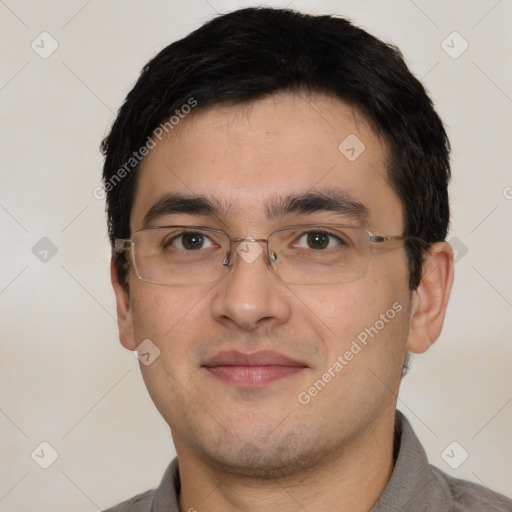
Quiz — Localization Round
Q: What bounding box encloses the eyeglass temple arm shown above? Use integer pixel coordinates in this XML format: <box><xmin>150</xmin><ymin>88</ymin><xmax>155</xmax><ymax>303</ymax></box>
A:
<box><xmin>368</xmin><ymin>234</ymin><xmax>403</xmax><ymax>243</ymax></box>
<box><xmin>370</xmin><ymin>235</ymin><xmax>429</xmax><ymax>249</ymax></box>
<box><xmin>113</xmin><ymin>239</ymin><xmax>132</xmax><ymax>252</ymax></box>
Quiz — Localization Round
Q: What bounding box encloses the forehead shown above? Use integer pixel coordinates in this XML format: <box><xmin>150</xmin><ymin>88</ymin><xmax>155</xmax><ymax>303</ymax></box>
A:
<box><xmin>131</xmin><ymin>93</ymin><xmax>404</xmax><ymax>233</ymax></box>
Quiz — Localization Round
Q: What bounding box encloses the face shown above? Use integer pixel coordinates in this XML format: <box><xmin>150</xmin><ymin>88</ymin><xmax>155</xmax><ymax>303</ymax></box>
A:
<box><xmin>115</xmin><ymin>93</ymin><xmax>422</xmax><ymax>477</ymax></box>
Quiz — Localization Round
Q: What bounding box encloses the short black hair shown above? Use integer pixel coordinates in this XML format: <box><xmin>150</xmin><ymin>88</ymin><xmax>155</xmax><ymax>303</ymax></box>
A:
<box><xmin>101</xmin><ymin>7</ymin><xmax>450</xmax><ymax>290</ymax></box>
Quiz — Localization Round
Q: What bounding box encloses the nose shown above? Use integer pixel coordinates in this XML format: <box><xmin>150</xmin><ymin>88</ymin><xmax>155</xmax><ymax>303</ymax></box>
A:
<box><xmin>210</xmin><ymin>240</ymin><xmax>292</xmax><ymax>332</ymax></box>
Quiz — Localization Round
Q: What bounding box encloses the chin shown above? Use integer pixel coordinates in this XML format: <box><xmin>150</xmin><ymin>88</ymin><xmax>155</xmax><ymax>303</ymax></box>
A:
<box><xmin>193</xmin><ymin>428</ymin><xmax>331</xmax><ymax>480</ymax></box>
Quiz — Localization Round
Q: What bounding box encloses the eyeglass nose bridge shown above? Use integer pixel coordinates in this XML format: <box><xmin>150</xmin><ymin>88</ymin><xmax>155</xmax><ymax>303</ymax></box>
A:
<box><xmin>221</xmin><ymin>236</ymin><xmax>278</xmax><ymax>267</ymax></box>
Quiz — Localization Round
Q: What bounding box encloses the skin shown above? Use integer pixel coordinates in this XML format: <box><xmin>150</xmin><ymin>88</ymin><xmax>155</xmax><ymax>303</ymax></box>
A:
<box><xmin>112</xmin><ymin>93</ymin><xmax>454</xmax><ymax>512</ymax></box>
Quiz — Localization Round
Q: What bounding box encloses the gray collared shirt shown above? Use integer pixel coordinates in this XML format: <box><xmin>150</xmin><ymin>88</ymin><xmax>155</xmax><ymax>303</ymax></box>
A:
<box><xmin>104</xmin><ymin>411</ymin><xmax>512</xmax><ymax>511</ymax></box>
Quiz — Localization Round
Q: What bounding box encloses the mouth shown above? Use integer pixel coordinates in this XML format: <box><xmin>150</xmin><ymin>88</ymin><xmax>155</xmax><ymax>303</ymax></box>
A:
<box><xmin>202</xmin><ymin>350</ymin><xmax>308</xmax><ymax>388</ymax></box>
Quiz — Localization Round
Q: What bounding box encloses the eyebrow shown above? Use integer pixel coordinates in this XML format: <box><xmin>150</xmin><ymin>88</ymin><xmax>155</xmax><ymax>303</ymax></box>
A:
<box><xmin>266</xmin><ymin>189</ymin><xmax>368</xmax><ymax>223</ymax></box>
<box><xmin>142</xmin><ymin>194</ymin><xmax>228</xmax><ymax>226</ymax></box>
<box><xmin>142</xmin><ymin>189</ymin><xmax>368</xmax><ymax>227</ymax></box>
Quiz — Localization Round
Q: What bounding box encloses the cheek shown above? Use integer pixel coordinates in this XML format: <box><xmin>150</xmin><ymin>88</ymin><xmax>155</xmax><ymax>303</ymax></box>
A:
<box><xmin>309</xmin><ymin>261</ymin><xmax>410</xmax><ymax>368</ymax></box>
<box><xmin>129</xmin><ymin>287</ymin><xmax>172</xmax><ymax>342</ymax></box>
<box><xmin>129</xmin><ymin>286</ymin><xmax>206</xmax><ymax>413</ymax></box>
<box><xmin>295</xmin><ymin>275</ymin><xmax>407</xmax><ymax>342</ymax></box>
<box><xmin>345</xmin><ymin>266</ymin><xmax>411</xmax><ymax>382</ymax></box>
<box><xmin>294</xmin><ymin>282</ymin><xmax>411</xmax><ymax>429</ymax></box>
<box><xmin>128</xmin><ymin>282</ymin><xmax>220</xmax><ymax>375</ymax></box>
<box><xmin>129</xmin><ymin>284</ymin><xmax>201</xmax><ymax>344</ymax></box>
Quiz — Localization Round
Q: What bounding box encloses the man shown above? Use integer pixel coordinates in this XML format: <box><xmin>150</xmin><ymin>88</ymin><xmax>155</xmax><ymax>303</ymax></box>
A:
<box><xmin>101</xmin><ymin>7</ymin><xmax>512</xmax><ymax>511</ymax></box>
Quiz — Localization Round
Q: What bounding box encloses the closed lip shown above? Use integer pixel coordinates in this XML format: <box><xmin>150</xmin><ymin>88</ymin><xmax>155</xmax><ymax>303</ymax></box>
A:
<box><xmin>202</xmin><ymin>350</ymin><xmax>308</xmax><ymax>387</ymax></box>
<box><xmin>202</xmin><ymin>350</ymin><xmax>308</xmax><ymax>368</ymax></box>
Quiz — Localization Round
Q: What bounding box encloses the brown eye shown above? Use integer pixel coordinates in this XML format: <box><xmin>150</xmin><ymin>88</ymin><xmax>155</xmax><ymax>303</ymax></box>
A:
<box><xmin>166</xmin><ymin>232</ymin><xmax>214</xmax><ymax>250</ymax></box>
<box><xmin>295</xmin><ymin>231</ymin><xmax>341</xmax><ymax>250</ymax></box>
<box><xmin>180</xmin><ymin>232</ymin><xmax>206</xmax><ymax>250</ymax></box>
<box><xmin>306</xmin><ymin>232</ymin><xmax>330</xmax><ymax>249</ymax></box>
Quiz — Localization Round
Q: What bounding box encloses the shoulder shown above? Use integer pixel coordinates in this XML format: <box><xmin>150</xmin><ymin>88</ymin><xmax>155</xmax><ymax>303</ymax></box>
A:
<box><xmin>102</xmin><ymin>489</ymin><xmax>155</xmax><ymax>512</ymax></box>
<box><xmin>380</xmin><ymin>412</ymin><xmax>512</xmax><ymax>512</ymax></box>
<box><xmin>102</xmin><ymin>458</ymin><xmax>179</xmax><ymax>512</ymax></box>
<box><xmin>430</xmin><ymin>465</ymin><xmax>512</xmax><ymax>511</ymax></box>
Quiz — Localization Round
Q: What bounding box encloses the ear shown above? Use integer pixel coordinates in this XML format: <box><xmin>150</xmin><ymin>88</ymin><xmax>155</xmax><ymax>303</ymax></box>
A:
<box><xmin>406</xmin><ymin>242</ymin><xmax>454</xmax><ymax>354</ymax></box>
<box><xmin>110</xmin><ymin>257</ymin><xmax>137</xmax><ymax>351</ymax></box>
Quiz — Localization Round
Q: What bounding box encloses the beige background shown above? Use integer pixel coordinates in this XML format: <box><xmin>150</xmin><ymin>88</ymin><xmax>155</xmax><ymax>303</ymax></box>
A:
<box><xmin>1</xmin><ymin>0</ymin><xmax>511</xmax><ymax>510</ymax></box>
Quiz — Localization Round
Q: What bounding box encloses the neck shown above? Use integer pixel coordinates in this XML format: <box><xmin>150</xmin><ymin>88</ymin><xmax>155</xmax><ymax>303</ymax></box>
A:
<box><xmin>175</xmin><ymin>411</ymin><xmax>396</xmax><ymax>512</ymax></box>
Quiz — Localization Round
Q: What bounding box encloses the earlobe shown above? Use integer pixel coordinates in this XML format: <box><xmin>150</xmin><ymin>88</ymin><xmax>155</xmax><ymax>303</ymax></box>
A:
<box><xmin>110</xmin><ymin>257</ymin><xmax>137</xmax><ymax>351</ymax></box>
<box><xmin>406</xmin><ymin>242</ymin><xmax>454</xmax><ymax>354</ymax></box>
